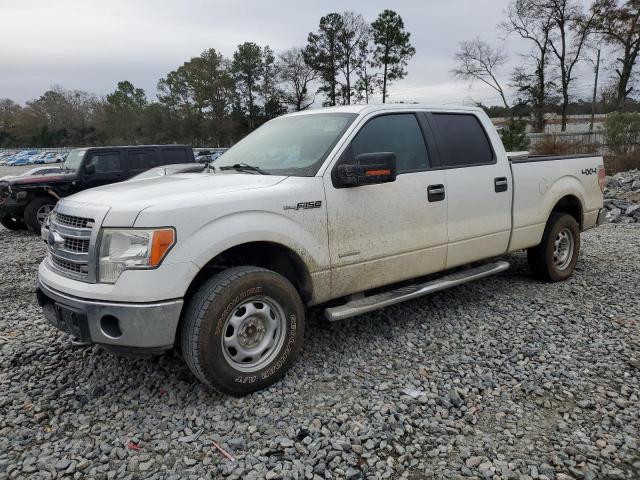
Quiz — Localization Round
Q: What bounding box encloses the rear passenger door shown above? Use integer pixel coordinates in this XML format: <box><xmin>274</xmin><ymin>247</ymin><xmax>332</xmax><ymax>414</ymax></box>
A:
<box><xmin>126</xmin><ymin>148</ymin><xmax>161</xmax><ymax>177</ymax></box>
<box><xmin>426</xmin><ymin>112</ymin><xmax>512</xmax><ymax>268</ymax></box>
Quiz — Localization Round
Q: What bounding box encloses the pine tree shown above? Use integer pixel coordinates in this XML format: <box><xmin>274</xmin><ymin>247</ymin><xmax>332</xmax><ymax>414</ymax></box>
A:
<box><xmin>370</xmin><ymin>10</ymin><xmax>415</xmax><ymax>103</ymax></box>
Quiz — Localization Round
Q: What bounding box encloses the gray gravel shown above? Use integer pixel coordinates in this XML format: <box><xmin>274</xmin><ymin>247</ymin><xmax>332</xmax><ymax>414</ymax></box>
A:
<box><xmin>1</xmin><ymin>211</ymin><xmax>640</xmax><ymax>479</ymax></box>
<box><xmin>604</xmin><ymin>169</ymin><xmax>640</xmax><ymax>224</ymax></box>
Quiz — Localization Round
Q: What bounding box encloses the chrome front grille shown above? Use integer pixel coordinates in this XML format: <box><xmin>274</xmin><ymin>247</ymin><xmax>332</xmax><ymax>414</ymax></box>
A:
<box><xmin>51</xmin><ymin>255</ymin><xmax>85</xmax><ymax>274</ymax></box>
<box><xmin>55</xmin><ymin>212</ymin><xmax>94</xmax><ymax>229</ymax></box>
<box><xmin>63</xmin><ymin>237</ymin><xmax>90</xmax><ymax>253</ymax></box>
<box><xmin>46</xmin><ymin>210</ymin><xmax>95</xmax><ymax>281</ymax></box>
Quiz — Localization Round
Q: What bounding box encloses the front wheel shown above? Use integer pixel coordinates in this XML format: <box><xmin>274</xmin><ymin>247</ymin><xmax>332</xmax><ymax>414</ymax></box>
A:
<box><xmin>181</xmin><ymin>266</ymin><xmax>305</xmax><ymax>396</ymax></box>
<box><xmin>23</xmin><ymin>196</ymin><xmax>56</xmax><ymax>234</ymax></box>
<box><xmin>527</xmin><ymin>213</ymin><xmax>581</xmax><ymax>282</ymax></box>
<box><xmin>0</xmin><ymin>214</ymin><xmax>26</xmax><ymax>231</ymax></box>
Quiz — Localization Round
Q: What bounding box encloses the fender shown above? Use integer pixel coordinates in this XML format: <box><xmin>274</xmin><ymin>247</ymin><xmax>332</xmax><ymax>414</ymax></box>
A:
<box><xmin>174</xmin><ymin>209</ymin><xmax>329</xmax><ymax>272</ymax></box>
<box><xmin>541</xmin><ymin>175</ymin><xmax>587</xmax><ymax>226</ymax></box>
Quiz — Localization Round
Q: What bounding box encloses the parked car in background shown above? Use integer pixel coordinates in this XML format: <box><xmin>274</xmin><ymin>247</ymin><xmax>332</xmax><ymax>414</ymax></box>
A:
<box><xmin>195</xmin><ymin>149</ymin><xmax>227</xmax><ymax>163</ymax></box>
<box><xmin>0</xmin><ymin>145</ymin><xmax>195</xmax><ymax>233</ymax></box>
<box><xmin>0</xmin><ymin>151</ymin><xmax>18</xmax><ymax>164</ymax></box>
<box><xmin>0</xmin><ymin>166</ymin><xmax>65</xmax><ymax>181</ymax></box>
<box><xmin>33</xmin><ymin>152</ymin><xmax>65</xmax><ymax>164</ymax></box>
<box><xmin>28</xmin><ymin>152</ymin><xmax>49</xmax><ymax>164</ymax></box>
<box><xmin>130</xmin><ymin>162</ymin><xmax>206</xmax><ymax>180</ymax></box>
<box><xmin>6</xmin><ymin>150</ymin><xmax>39</xmax><ymax>166</ymax></box>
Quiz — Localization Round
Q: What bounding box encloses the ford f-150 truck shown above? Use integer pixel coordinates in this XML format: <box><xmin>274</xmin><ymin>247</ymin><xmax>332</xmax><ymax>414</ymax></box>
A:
<box><xmin>36</xmin><ymin>105</ymin><xmax>606</xmax><ymax>395</ymax></box>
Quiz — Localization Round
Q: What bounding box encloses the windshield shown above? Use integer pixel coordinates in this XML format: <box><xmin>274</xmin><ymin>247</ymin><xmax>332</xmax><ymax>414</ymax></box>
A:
<box><xmin>63</xmin><ymin>149</ymin><xmax>86</xmax><ymax>171</ymax></box>
<box><xmin>216</xmin><ymin>113</ymin><xmax>357</xmax><ymax>176</ymax></box>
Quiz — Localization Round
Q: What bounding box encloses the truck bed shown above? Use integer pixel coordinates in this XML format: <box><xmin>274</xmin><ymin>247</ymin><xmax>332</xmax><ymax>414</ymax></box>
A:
<box><xmin>508</xmin><ymin>152</ymin><xmax>598</xmax><ymax>163</ymax></box>
<box><xmin>507</xmin><ymin>153</ymin><xmax>604</xmax><ymax>252</ymax></box>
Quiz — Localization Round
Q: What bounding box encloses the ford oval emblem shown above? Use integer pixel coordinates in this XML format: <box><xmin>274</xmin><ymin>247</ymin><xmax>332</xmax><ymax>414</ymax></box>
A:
<box><xmin>48</xmin><ymin>231</ymin><xmax>64</xmax><ymax>248</ymax></box>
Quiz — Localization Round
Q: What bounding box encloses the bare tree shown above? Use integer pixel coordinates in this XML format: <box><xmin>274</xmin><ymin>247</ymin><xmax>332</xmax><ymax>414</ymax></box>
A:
<box><xmin>278</xmin><ymin>48</ymin><xmax>318</xmax><ymax>111</ymax></box>
<box><xmin>452</xmin><ymin>38</ymin><xmax>510</xmax><ymax>112</ymax></box>
<box><xmin>501</xmin><ymin>0</ymin><xmax>555</xmax><ymax>131</ymax></box>
<box><xmin>592</xmin><ymin>0</ymin><xmax>640</xmax><ymax>111</ymax></box>
<box><xmin>543</xmin><ymin>0</ymin><xmax>601</xmax><ymax>131</ymax></box>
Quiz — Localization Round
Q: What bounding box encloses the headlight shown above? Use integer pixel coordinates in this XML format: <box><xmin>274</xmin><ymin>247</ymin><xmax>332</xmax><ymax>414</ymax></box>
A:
<box><xmin>98</xmin><ymin>228</ymin><xmax>175</xmax><ymax>283</ymax></box>
<box><xmin>44</xmin><ymin>207</ymin><xmax>56</xmax><ymax>228</ymax></box>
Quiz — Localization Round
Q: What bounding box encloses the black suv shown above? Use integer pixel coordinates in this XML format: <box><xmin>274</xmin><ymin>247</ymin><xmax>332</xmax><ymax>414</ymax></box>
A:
<box><xmin>0</xmin><ymin>145</ymin><xmax>195</xmax><ymax>233</ymax></box>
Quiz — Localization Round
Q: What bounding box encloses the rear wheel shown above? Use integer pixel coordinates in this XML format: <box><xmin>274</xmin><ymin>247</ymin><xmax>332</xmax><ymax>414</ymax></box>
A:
<box><xmin>0</xmin><ymin>215</ymin><xmax>26</xmax><ymax>231</ymax></box>
<box><xmin>181</xmin><ymin>266</ymin><xmax>305</xmax><ymax>396</ymax></box>
<box><xmin>527</xmin><ymin>213</ymin><xmax>581</xmax><ymax>282</ymax></box>
<box><xmin>24</xmin><ymin>196</ymin><xmax>56</xmax><ymax>234</ymax></box>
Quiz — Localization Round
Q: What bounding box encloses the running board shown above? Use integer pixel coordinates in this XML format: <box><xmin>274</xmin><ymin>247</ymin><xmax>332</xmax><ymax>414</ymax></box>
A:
<box><xmin>324</xmin><ymin>260</ymin><xmax>510</xmax><ymax>322</ymax></box>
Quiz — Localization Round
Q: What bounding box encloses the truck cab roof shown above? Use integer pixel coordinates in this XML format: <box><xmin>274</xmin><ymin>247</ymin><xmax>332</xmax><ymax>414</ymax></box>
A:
<box><xmin>284</xmin><ymin>104</ymin><xmax>484</xmax><ymax>117</ymax></box>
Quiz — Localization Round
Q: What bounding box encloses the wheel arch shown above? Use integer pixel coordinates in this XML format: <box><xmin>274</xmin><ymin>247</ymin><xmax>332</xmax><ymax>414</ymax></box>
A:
<box><xmin>549</xmin><ymin>194</ymin><xmax>584</xmax><ymax>229</ymax></box>
<box><xmin>175</xmin><ymin>240</ymin><xmax>315</xmax><ymax>349</ymax></box>
<box><xmin>186</xmin><ymin>241</ymin><xmax>314</xmax><ymax>302</ymax></box>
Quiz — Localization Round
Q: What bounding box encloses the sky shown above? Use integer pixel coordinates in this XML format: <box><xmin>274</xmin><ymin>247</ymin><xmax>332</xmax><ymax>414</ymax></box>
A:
<box><xmin>0</xmin><ymin>0</ymin><xmax>600</xmax><ymax>107</ymax></box>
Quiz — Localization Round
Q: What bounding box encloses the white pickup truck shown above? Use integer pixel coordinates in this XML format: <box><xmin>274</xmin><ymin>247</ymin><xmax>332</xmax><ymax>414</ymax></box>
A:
<box><xmin>37</xmin><ymin>105</ymin><xmax>606</xmax><ymax>395</ymax></box>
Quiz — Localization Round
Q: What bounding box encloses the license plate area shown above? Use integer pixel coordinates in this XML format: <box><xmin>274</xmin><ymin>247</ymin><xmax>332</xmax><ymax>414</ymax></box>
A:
<box><xmin>54</xmin><ymin>304</ymin><xmax>91</xmax><ymax>342</ymax></box>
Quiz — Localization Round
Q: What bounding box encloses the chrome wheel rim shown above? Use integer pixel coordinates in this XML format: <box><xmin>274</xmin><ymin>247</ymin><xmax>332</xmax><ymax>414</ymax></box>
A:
<box><xmin>553</xmin><ymin>227</ymin><xmax>575</xmax><ymax>270</ymax></box>
<box><xmin>221</xmin><ymin>295</ymin><xmax>286</xmax><ymax>372</ymax></box>
<box><xmin>36</xmin><ymin>204</ymin><xmax>54</xmax><ymax>225</ymax></box>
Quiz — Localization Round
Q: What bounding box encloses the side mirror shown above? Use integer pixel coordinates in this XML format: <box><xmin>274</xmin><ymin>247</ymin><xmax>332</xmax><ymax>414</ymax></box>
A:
<box><xmin>335</xmin><ymin>152</ymin><xmax>397</xmax><ymax>188</ymax></box>
<box><xmin>84</xmin><ymin>164</ymin><xmax>96</xmax><ymax>175</ymax></box>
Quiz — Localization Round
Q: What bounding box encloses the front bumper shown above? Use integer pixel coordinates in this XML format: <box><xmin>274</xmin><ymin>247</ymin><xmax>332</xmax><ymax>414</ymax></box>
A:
<box><xmin>36</xmin><ymin>279</ymin><xmax>183</xmax><ymax>351</ymax></box>
<box><xmin>0</xmin><ymin>194</ymin><xmax>28</xmax><ymax>215</ymax></box>
<box><xmin>596</xmin><ymin>207</ymin><xmax>607</xmax><ymax>226</ymax></box>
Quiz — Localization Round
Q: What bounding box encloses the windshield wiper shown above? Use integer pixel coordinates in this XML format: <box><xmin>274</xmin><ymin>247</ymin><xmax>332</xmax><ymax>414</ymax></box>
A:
<box><xmin>219</xmin><ymin>163</ymin><xmax>269</xmax><ymax>175</ymax></box>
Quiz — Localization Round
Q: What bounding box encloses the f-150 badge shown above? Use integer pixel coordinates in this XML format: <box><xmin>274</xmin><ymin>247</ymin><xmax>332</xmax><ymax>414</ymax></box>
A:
<box><xmin>283</xmin><ymin>201</ymin><xmax>322</xmax><ymax>211</ymax></box>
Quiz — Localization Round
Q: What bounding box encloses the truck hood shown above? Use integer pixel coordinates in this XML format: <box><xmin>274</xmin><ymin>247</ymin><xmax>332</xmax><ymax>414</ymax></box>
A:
<box><xmin>63</xmin><ymin>172</ymin><xmax>287</xmax><ymax>226</ymax></box>
<box><xmin>7</xmin><ymin>170</ymin><xmax>75</xmax><ymax>185</ymax></box>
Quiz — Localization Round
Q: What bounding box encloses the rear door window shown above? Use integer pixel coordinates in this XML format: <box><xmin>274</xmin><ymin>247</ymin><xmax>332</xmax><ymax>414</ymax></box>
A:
<box><xmin>430</xmin><ymin>113</ymin><xmax>494</xmax><ymax>167</ymax></box>
<box><xmin>162</xmin><ymin>148</ymin><xmax>188</xmax><ymax>164</ymax></box>
<box><xmin>128</xmin><ymin>149</ymin><xmax>161</xmax><ymax>173</ymax></box>
<box><xmin>351</xmin><ymin>113</ymin><xmax>429</xmax><ymax>173</ymax></box>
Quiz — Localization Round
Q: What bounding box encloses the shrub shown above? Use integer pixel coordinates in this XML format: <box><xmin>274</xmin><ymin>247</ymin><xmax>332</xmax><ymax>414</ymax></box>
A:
<box><xmin>604</xmin><ymin>154</ymin><xmax>640</xmax><ymax>174</ymax></box>
<box><xmin>604</xmin><ymin>112</ymin><xmax>640</xmax><ymax>155</ymax></box>
<box><xmin>531</xmin><ymin>136</ymin><xmax>599</xmax><ymax>156</ymax></box>
<box><xmin>499</xmin><ymin>119</ymin><xmax>530</xmax><ymax>152</ymax></box>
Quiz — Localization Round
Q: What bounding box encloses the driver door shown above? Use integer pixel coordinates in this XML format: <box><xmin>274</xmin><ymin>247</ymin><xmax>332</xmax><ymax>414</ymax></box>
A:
<box><xmin>82</xmin><ymin>150</ymin><xmax>124</xmax><ymax>189</ymax></box>
<box><xmin>323</xmin><ymin>112</ymin><xmax>448</xmax><ymax>299</ymax></box>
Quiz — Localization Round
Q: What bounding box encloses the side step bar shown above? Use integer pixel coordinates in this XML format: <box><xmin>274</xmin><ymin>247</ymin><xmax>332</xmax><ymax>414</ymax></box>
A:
<box><xmin>324</xmin><ymin>260</ymin><xmax>510</xmax><ymax>322</ymax></box>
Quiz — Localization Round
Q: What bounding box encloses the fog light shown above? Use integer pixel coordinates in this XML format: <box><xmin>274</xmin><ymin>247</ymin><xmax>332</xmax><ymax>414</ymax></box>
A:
<box><xmin>100</xmin><ymin>315</ymin><xmax>122</xmax><ymax>338</ymax></box>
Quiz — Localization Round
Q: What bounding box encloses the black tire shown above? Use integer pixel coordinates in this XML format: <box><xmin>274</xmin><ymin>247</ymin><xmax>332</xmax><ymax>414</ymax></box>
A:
<box><xmin>23</xmin><ymin>196</ymin><xmax>56</xmax><ymax>234</ymax></box>
<box><xmin>181</xmin><ymin>266</ymin><xmax>305</xmax><ymax>396</ymax></box>
<box><xmin>527</xmin><ymin>213</ymin><xmax>581</xmax><ymax>282</ymax></box>
<box><xmin>0</xmin><ymin>214</ymin><xmax>26</xmax><ymax>231</ymax></box>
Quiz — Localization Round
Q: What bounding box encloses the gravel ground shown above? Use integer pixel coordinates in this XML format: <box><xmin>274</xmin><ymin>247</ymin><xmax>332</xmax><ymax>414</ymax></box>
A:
<box><xmin>1</xmin><ymin>221</ymin><xmax>639</xmax><ymax>480</ymax></box>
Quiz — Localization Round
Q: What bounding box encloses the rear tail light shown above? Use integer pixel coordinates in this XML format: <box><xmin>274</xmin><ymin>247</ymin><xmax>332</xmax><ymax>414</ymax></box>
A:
<box><xmin>598</xmin><ymin>165</ymin><xmax>606</xmax><ymax>193</ymax></box>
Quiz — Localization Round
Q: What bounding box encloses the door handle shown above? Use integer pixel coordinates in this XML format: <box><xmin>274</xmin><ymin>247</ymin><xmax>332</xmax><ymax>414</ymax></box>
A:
<box><xmin>427</xmin><ymin>184</ymin><xmax>445</xmax><ymax>202</ymax></box>
<box><xmin>494</xmin><ymin>177</ymin><xmax>508</xmax><ymax>193</ymax></box>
